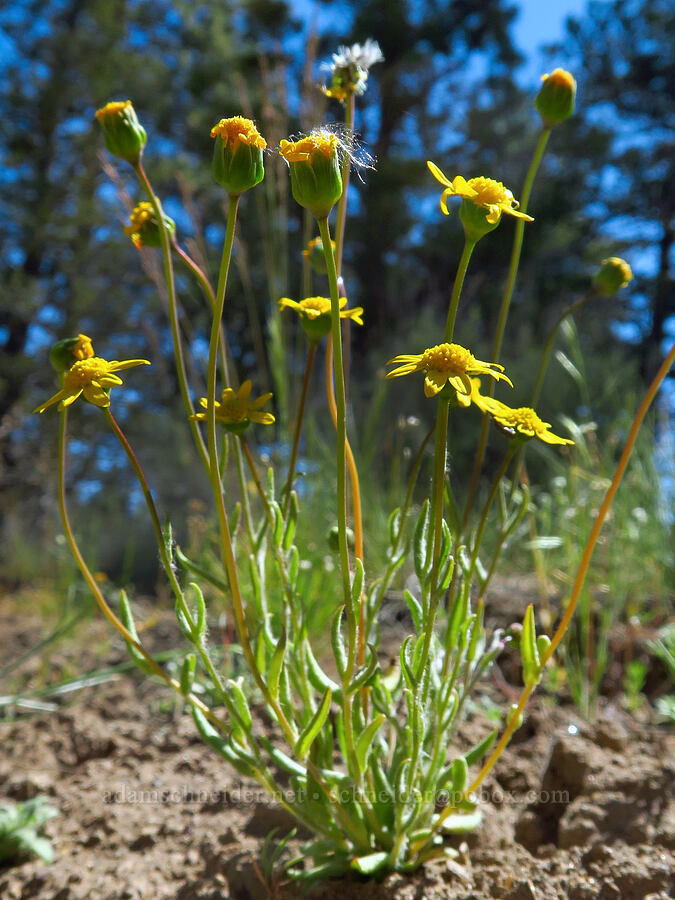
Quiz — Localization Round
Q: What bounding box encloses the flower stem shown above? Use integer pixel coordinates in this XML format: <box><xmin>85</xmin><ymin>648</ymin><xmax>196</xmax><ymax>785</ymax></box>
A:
<box><xmin>445</xmin><ymin>240</ymin><xmax>477</xmax><ymax>342</ymax></box>
<box><xmin>462</xmin><ymin>128</ymin><xmax>551</xmax><ymax>527</ymax></box>
<box><xmin>283</xmin><ymin>342</ymin><xmax>317</xmax><ymax>516</ymax></box>
<box><xmin>134</xmin><ymin>162</ymin><xmax>209</xmax><ymax>472</ymax></box>
<box><xmin>434</xmin><ymin>336</ymin><xmax>675</xmax><ymax>833</ymax></box>
<box><xmin>57</xmin><ymin>410</ymin><xmax>222</xmax><ymax>724</ymax></box>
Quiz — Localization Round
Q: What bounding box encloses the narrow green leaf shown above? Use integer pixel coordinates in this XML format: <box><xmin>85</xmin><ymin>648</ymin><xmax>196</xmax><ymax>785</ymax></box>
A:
<box><xmin>400</xmin><ymin>636</ymin><xmax>416</xmax><ymax>689</ymax></box>
<box><xmin>331</xmin><ymin>607</ymin><xmax>347</xmax><ymax>680</ymax></box>
<box><xmin>118</xmin><ymin>590</ymin><xmax>154</xmax><ymax>675</ymax></box>
<box><xmin>355</xmin><ymin>714</ymin><xmax>386</xmax><ymax>772</ymax></box>
<box><xmin>350</xmin><ymin>851</ymin><xmax>389</xmax><ymax>876</ymax></box>
<box><xmin>521</xmin><ymin>604</ymin><xmax>541</xmax><ymax>687</ymax></box>
<box><xmin>348</xmin><ymin>643</ymin><xmax>379</xmax><ymax>694</ymax></box>
<box><xmin>388</xmin><ymin>507</ymin><xmax>402</xmax><ymax>546</ymax></box>
<box><xmin>413</xmin><ymin>498</ymin><xmax>431</xmax><ymax>580</ymax></box>
<box><xmin>464</xmin><ymin>729</ymin><xmax>497</xmax><ymax>767</ymax></box>
<box><xmin>282</xmin><ymin>491</ymin><xmax>299</xmax><ymax>550</ymax></box>
<box><xmin>226</xmin><ymin>678</ymin><xmax>253</xmax><ymax>732</ymax></box>
<box><xmin>294</xmin><ymin>688</ymin><xmax>332</xmax><ymax>759</ymax></box>
<box><xmin>175</xmin><ymin>545</ymin><xmax>229</xmax><ymax>594</ymax></box>
<box><xmin>188</xmin><ymin>582</ymin><xmax>206</xmax><ymax>639</ymax></box>
<box><xmin>350</xmin><ymin>558</ymin><xmax>365</xmax><ymax>622</ymax></box>
<box><xmin>304</xmin><ymin>640</ymin><xmax>341</xmax><ymax>696</ymax></box>
<box><xmin>449</xmin><ymin>757</ymin><xmax>468</xmax><ymax>795</ymax></box>
<box><xmin>403</xmin><ymin>589</ymin><xmax>423</xmax><ymax>632</ymax></box>
<box><xmin>179</xmin><ymin>654</ymin><xmax>196</xmax><ymax>695</ymax></box>
<box><xmin>267</xmin><ymin>628</ymin><xmax>286</xmax><ymax>701</ymax></box>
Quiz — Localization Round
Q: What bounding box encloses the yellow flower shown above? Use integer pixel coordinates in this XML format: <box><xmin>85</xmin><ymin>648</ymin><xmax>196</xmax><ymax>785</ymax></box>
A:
<box><xmin>483</xmin><ymin>399</ymin><xmax>574</xmax><ymax>445</ymax></box>
<box><xmin>209</xmin><ymin>116</ymin><xmax>267</xmax><ymax>150</ymax></box>
<box><xmin>279</xmin><ymin>295</ymin><xmax>363</xmax><ymax>342</ymax></box>
<box><xmin>593</xmin><ymin>257</ymin><xmax>633</xmax><ymax>296</ymax></box>
<box><xmin>72</xmin><ymin>334</ymin><xmax>94</xmax><ymax>360</ymax></box>
<box><xmin>279</xmin><ymin>132</ymin><xmax>339</xmax><ymax>164</ymax></box>
<box><xmin>386</xmin><ymin>343</ymin><xmax>512</xmax><ymax>399</ymax></box>
<box><xmin>427</xmin><ymin>161</ymin><xmax>534</xmax><ymax>226</ymax></box>
<box><xmin>454</xmin><ymin>377</ymin><xmax>501</xmax><ymax>414</ymax></box>
<box><xmin>191</xmin><ymin>380</ymin><xmax>275</xmax><ymax>434</ymax></box>
<box><xmin>124</xmin><ymin>201</ymin><xmax>176</xmax><ymax>249</ymax></box>
<box><xmin>35</xmin><ymin>357</ymin><xmax>150</xmax><ymax>413</ymax></box>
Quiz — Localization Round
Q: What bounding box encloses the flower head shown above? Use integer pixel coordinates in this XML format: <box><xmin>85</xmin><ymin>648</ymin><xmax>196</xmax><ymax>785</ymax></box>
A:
<box><xmin>35</xmin><ymin>357</ymin><xmax>150</xmax><ymax>413</ymax></box>
<box><xmin>95</xmin><ymin>100</ymin><xmax>147</xmax><ymax>165</ymax></box>
<box><xmin>427</xmin><ymin>162</ymin><xmax>534</xmax><ymax>236</ymax></box>
<box><xmin>483</xmin><ymin>400</ymin><xmax>574</xmax><ymax>445</ymax></box>
<box><xmin>279</xmin><ymin>295</ymin><xmax>364</xmax><ymax>342</ymax></box>
<box><xmin>593</xmin><ymin>257</ymin><xmax>633</xmax><ymax>296</ymax></box>
<box><xmin>279</xmin><ymin>130</ymin><xmax>344</xmax><ymax>218</ymax></box>
<box><xmin>535</xmin><ymin>69</ymin><xmax>576</xmax><ymax>128</ymax></box>
<box><xmin>302</xmin><ymin>236</ymin><xmax>336</xmax><ymax>275</ymax></box>
<box><xmin>191</xmin><ymin>380</ymin><xmax>275</xmax><ymax>435</ymax></box>
<box><xmin>386</xmin><ymin>342</ymin><xmax>512</xmax><ymax>399</ymax></box>
<box><xmin>124</xmin><ymin>201</ymin><xmax>176</xmax><ymax>249</ymax></box>
<box><xmin>49</xmin><ymin>333</ymin><xmax>95</xmax><ymax>373</ymax></box>
<box><xmin>321</xmin><ymin>39</ymin><xmax>384</xmax><ymax>102</ymax></box>
<box><xmin>210</xmin><ymin>116</ymin><xmax>266</xmax><ymax>195</ymax></box>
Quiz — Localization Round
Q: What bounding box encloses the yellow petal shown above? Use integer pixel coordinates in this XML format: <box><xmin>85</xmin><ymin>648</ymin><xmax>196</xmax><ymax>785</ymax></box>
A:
<box><xmin>238</xmin><ymin>380</ymin><xmax>253</xmax><ymax>401</ymax></box>
<box><xmin>424</xmin><ymin>370</ymin><xmax>448</xmax><ymax>397</ymax></box>
<box><xmin>34</xmin><ymin>388</ymin><xmax>70</xmax><ymax>414</ymax></box>
<box><xmin>109</xmin><ymin>358</ymin><xmax>151</xmax><ymax>372</ymax></box>
<box><xmin>83</xmin><ymin>385</ymin><xmax>111</xmax><ymax>407</ymax></box>
<box><xmin>427</xmin><ymin>160</ymin><xmax>453</xmax><ymax>188</ymax></box>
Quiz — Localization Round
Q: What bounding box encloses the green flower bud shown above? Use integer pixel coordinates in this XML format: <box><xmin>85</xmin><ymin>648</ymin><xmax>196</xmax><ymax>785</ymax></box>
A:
<box><xmin>535</xmin><ymin>69</ymin><xmax>576</xmax><ymax>129</ymax></box>
<box><xmin>49</xmin><ymin>334</ymin><xmax>95</xmax><ymax>373</ymax></box>
<box><xmin>210</xmin><ymin>116</ymin><xmax>266</xmax><ymax>196</ymax></box>
<box><xmin>279</xmin><ymin>131</ymin><xmax>343</xmax><ymax>219</ymax></box>
<box><xmin>593</xmin><ymin>257</ymin><xmax>633</xmax><ymax>296</ymax></box>
<box><xmin>124</xmin><ymin>202</ymin><xmax>176</xmax><ymax>249</ymax></box>
<box><xmin>95</xmin><ymin>100</ymin><xmax>147</xmax><ymax>166</ymax></box>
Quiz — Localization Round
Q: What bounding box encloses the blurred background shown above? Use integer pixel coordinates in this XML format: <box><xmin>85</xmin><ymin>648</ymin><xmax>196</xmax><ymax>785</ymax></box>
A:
<box><xmin>0</xmin><ymin>0</ymin><xmax>673</xmax><ymax>626</ymax></box>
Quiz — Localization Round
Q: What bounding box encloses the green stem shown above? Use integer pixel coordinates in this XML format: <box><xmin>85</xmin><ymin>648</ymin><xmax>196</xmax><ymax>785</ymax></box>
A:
<box><xmin>283</xmin><ymin>342</ymin><xmax>317</xmax><ymax>516</ymax></box>
<box><xmin>445</xmin><ymin>240</ymin><xmax>477</xmax><ymax>342</ymax></box>
<box><xmin>318</xmin><ymin>217</ymin><xmax>351</xmax><ymax>610</ymax></box>
<box><xmin>462</xmin><ymin>128</ymin><xmax>551</xmax><ymax>527</ymax></box>
<box><xmin>134</xmin><ymin>162</ymin><xmax>209</xmax><ymax>472</ymax></box>
<box><xmin>467</xmin><ymin>444</ymin><xmax>517</xmax><ymax>581</ymax></box>
<box><xmin>530</xmin><ymin>290</ymin><xmax>594</xmax><ymax>410</ymax></box>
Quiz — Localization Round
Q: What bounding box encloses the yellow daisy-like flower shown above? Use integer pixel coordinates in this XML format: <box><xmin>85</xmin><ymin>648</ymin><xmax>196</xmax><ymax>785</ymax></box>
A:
<box><xmin>427</xmin><ymin>161</ymin><xmax>534</xmax><ymax>225</ymax></box>
<box><xmin>209</xmin><ymin>116</ymin><xmax>267</xmax><ymax>150</ymax></box>
<box><xmin>34</xmin><ymin>356</ymin><xmax>150</xmax><ymax>413</ymax></box>
<box><xmin>191</xmin><ymin>380</ymin><xmax>275</xmax><ymax>434</ymax></box>
<box><xmin>483</xmin><ymin>400</ymin><xmax>574</xmax><ymax>446</ymax></box>
<box><xmin>386</xmin><ymin>343</ymin><xmax>512</xmax><ymax>399</ymax></box>
<box><xmin>279</xmin><ymin>295</ymin><xmax>364</xmax><ymax>343</ymax></box>
<box><xmin>124</xmin><ymin>201</ymin><xmax>153</xmax><ymax>246</ymax></box>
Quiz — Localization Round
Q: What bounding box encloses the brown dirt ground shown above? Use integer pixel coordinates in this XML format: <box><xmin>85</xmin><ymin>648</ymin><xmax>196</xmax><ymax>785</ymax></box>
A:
<box><xmin>0</xmin><ymin>598</ymin><xmax>673</xmax><ymax>900</ymax></box>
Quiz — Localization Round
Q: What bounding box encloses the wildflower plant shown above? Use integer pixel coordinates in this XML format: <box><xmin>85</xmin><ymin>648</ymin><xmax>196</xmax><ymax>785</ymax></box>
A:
<box><xmin>33</xmin><ymin>56</ymin><xmax>675</xmax><ymax>887</ymax></box>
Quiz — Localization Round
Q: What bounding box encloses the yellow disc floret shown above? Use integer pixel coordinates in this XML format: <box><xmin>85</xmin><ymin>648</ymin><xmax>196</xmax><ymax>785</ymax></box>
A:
<box><xmin>485</xmin><ymin>401</ymin><xmax>574</xmax><ymax>445</ymax></box>
<box><xmin>210</xmin><ymin>116</ymin><xmax>267</xmax><ymax>150</ymax></box>
<box><xmin>279</xmin><ymin>132</ymin><xmax>339</xmax><ymax>163</ymax></box>
<box><xmin>95</xmin><ymin>100</ymin><xmax>132</xmax><ymax>121</ymax></box>
<box><xmin>427</xmin><ymin>161</ymin><xmax>534</xmax><ymax>228</ymax></box>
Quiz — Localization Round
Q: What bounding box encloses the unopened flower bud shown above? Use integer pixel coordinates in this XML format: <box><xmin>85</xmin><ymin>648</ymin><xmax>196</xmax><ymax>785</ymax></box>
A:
<box><xmin>210</xmin><ymin>116</ymin><xmax>266</xmax><ymax>196</ymax></box>
<box><xmin>95</xmin><ymin>100</ymin><xmax>147</xmax><ymax>165</ymax></box>
<box><xmin>593</xmin><ymin>257</ymin><xmax>633</xmax><ymax>296</ymax></box>
<box><xmin>49</xmin><ymin>334</ymin><xmax>95</xmax><ymax>373</ymax></box>
<box><xmin>125</xmin><ymin>202</ymin><xmax>176</xmax><ymax>249</ymax></box>
<box><xmin>279</xmin><ymin>131</ymin><xmax>343</xmax><ymax>219</ymax></box>
<box><xmin>535</xmin><ymin>69</ymin><xmax>576</xmax><ymax>128</ymax></box>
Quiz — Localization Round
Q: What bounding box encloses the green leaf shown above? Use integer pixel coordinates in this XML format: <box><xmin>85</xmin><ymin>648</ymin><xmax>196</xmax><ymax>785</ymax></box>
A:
<box><xmin>294</xmin><ymin>688</ymin><xmax>332</xmax><ymax>759</ymax></box>
<box><xmin>179</xmin><ymin>654</ymin><xmax>196</xmax><ymax>695</ymax></box>
<box><xmin>413</xmin><ymin>499</ymin><xmax>431</xmax><ymax>580</ymax></box>
<box><xmin>403</xmin><ymin>589</ymin><xmax>423</xmax><ymax>632</ymax></box>
<box><xmin>355</xmin><ymin>714</ymin><xmax>386</xmax><ymax>772</ymax></box>
<box><xmin>226</xmin><ymin>678</ymin><xmax>253</xmax><ymax>732</ymax></box>
<box><xmin>464</xmin><ymin>729</ymin><xmax>497</xmax><ymax>767</ymax></box>
<box><xmin>388</xmin><ymin>507</ymin><xmax>402</xmax><ymax>546</ymax></box>
<box><xmin>440</xmin><ymin>809</ymin><xmax>482</xmax><ymax>834</ymax></box>
<box><xmin>350</xmin><ymin>558</ymin><xmax>365</xmax><ymax>622</ymax></box>
<box><xmin>188</xmin><ymin>582</ymin><xmax>206</xmax><ymax>639</ymax></box>
<box><xmin>521</xmin><ymin>604</ymin><xmax>541</xmax><ymax>687</ymax></box>
<box><xmin>331</xmin><ymin>607</ymin><xmax>347</xmax><ymax>680</ymax></box>
<box><xmin>282</xmin><ymin>492</ymin><xmax>299</xmax><ymax>550</ymax></box>
<box><xmin>304</xmin><ymin>640</ymin><xmax>341</xmax><ymax>697</ymax></box>
<box><xmin>350</xmin><ymin>851</ymin><xmax>389</xmax><ymax>876</ymax></box>
<box><xmin>118</xmin><ymin>590</ymin><xmax>154</xmax><ymax>675</ymax></box>
<box><xmin>267</xmin><ymin>628</ymin><xmax>286</xmax><ymax>700</ymax></box>
<box><xmin>449</xmin><ymin>757</ymin><xmax>468</xmax><ymax>795</ymax></box>
<box><xmin>348</xmin><ymin>643</ymin><xmax>379</xmax><ymax>694</ymax></box>
<box><xmin>175</xmin><ymin>545</ymin><xmax>229</xmax><ymax>595</ymax></box>
<box><xmin>400</xmin><ymin>636</ymin><xmax>417</xmax><ymax>689</ymax></box>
